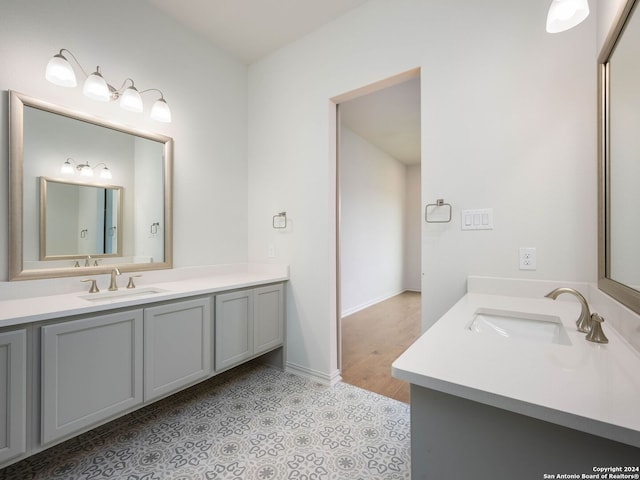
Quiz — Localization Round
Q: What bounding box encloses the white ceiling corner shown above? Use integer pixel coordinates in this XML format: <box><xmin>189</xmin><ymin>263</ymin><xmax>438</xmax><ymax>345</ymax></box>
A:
<box><xmin>147</xmin><ymin>0</ymin><xmax>421</xmax><ymax>165</ymax></box>
<box><xmin>147</xmin><ymin>0</ymin><xmax>371</xmax><ymax>64</ymax></box>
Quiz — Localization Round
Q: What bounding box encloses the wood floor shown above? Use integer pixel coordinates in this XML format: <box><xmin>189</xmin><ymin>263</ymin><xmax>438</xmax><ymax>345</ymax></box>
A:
<box><xmin>340</xmin><ymin>291</ymin><xmax>422</xmax><ymax>403</ymax></box>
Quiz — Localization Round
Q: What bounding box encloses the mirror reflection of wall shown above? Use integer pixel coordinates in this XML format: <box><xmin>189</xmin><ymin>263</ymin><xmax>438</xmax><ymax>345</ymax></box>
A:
<box><xmin>608</xmin><ymin>3</ymin><xmax>640</xmax><ymax>290</ymax></box>
<box><xmin>22</xmin><ymin>104</ymin><xmax>165</xmax><ymax>269</ymax></box>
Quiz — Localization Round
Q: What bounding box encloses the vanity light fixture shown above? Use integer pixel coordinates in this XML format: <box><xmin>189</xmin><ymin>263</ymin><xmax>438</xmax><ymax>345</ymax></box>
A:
<box><xmin>546</xmin><ymin>0</ymin><xmax>590</xmax><ymax>33</ymax></box>
<box><xmin>61</xmin><ymin>158</ymin><xmax>112</xmax><ymax>179</ymax></box>
<box><xmin>45</xmin><ymin>48</ymin><xmax>172</xmax><ymax>123</ymax></box>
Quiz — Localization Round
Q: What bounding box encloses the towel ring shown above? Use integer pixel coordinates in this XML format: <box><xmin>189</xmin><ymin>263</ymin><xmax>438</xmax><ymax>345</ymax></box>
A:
<box><xmin>425</xmin><ymin>199</ymin><xmax>452</xmax><ymax>223</ymax></box>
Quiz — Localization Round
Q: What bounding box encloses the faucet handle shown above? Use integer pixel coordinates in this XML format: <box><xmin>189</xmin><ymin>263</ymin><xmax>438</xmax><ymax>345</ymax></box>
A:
<box><xmin>81</xmin><ymin>278</ymin><xmax>100</xmax><ymax>293</ymax></box>
<box><xmin>126</xmin><ymin>275</ymin><xmax>142</xmax><ymax>289</ymax></box>
<box><xmin>586</xmin><ymin>313</ymin><xmax>608</xmax><ymax>344</ymax></box>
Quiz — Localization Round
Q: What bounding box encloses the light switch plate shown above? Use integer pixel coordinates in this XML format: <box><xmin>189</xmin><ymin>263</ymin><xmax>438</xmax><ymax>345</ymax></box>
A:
<box><xmin>461</xmin><ymin>208</ymin><xmax>493</xmax><ymax>230</ymax></box>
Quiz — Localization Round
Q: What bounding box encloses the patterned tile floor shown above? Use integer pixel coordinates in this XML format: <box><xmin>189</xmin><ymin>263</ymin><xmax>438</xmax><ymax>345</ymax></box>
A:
<box><xmin>1</xmin><ymin>363</ymin><xmax>410</xmax><ymax>479</ymax></box>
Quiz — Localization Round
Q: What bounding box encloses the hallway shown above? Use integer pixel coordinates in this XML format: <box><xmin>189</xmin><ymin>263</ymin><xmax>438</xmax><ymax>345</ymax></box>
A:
<box><xmin>341</xmin><ymin>291</ymin><xmax>422</xmax><ymax>403</ymax></box>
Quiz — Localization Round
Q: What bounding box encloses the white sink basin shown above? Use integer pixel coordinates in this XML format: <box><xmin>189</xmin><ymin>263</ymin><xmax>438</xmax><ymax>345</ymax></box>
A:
<box><xmin>80</xmin><ymin>287</ymin><xmax>169</xmax><ymax>302</ymax></box>
<box><xmin>467</xmin><ymin>308</ymin><xmax>571</xmax><ymax>345</ymax></box>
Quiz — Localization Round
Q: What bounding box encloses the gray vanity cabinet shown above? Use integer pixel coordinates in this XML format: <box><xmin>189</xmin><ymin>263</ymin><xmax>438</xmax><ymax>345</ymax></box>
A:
<box><xmin>0</xmin><ymin>329</ymin><xmax>26</xmax><ymax>464</ymax></box>
<box><xmin>215</xmin><ymin>283</ymin><xmax>284</xmax><ymax>371</ymax></box>
<box><xmin>253</xmin><ymin>284</ymin><xmax>285</xmax><ymax>355</ymax></box>
<box><xmin>215</xmin><ymin>289</ymin><xmax>253</xmax><ymax>370</ymax></box>
<box><xmin>143</xmin><ymin>297</ymin><xmax>212</xmax><ymax>401</ymax></box>
<box><xmin>41</xmin><ymin>310</ymin><xmax>144</xmax><ymax>444</ymax></box>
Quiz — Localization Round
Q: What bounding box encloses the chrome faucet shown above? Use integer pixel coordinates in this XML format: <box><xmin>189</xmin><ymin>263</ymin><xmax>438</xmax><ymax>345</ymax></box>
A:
<box><xmin>84</xmin><ymin>255</ymin><xmax>92</xmax><ymax>267</ymax></box>
<box><xmin>108</xmin><ymin>268</ymin><xmax>121</xmax><ymax>291</ymax></box>
<box><xmin>544</xmin><ymin>287</ymin><xmax>592</xmax><ymax>333</ymax></box>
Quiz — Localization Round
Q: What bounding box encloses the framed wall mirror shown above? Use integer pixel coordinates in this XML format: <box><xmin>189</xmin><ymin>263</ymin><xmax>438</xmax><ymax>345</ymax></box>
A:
<box><xmin>598</xmin><ymin>0</ymin><xmax>640</xmax><ymax>314</ymax></box>
<box><xmin>9</xmin><ymin>90</ymin><xmax>173</xmax><ymax>280</ymax></box>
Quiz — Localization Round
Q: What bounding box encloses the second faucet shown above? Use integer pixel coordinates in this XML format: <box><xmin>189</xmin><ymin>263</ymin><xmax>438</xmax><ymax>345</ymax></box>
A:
<box><xmin>108</xmin><ymin>268</ymin><xmax>121</xmax><ymax>291</ymax></box>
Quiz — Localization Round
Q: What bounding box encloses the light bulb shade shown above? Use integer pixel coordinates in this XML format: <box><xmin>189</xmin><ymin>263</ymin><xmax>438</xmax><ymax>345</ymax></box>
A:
<box><xmin>46</xmin><ymin>54</ymin><xmax>77</xmax><ymax>87</ymax></box>
<box><xmin>120</xmin><ymin>86</ymin><xmax>143</xmax><ymax>112</ymax></box>
<box><xmin>79</xmin><ymin>164</ymin><xmax>93</xmax><ymax>177</ymax></box>
<box><xmin>60</xmin><ymin>160</ymin><xmax>74</xmax><ymax>174</ymax></box>
<box><xmin>150</xmin><ymin>98</ymin><xmax>172</xmax><ymax>123</ymax></box>
<box><xmin>546</xmin><ymin>0</ymin><xmax>589</xmax><ymax>33</ymax></box>
<box><xmin>83</xmin><ymin>70</ymin><xmax>110</xmax><ymax>101</ymax></box>
<box><xmin>99</xmin><ymin>166</ymin><xmax>112</xmax><ymax>179</ymax></box>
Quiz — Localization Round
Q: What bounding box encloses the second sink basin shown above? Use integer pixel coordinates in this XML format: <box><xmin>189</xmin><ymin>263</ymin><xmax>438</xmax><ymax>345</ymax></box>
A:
<box><xmin>467</xmin><ymin>308</ymin><xmax>571</xmax><ymax>345</ymax></box>
<box><xmin>80</xmin><ymin>287</ymin><xmax>169</xmax><ymax>303</ymax></box>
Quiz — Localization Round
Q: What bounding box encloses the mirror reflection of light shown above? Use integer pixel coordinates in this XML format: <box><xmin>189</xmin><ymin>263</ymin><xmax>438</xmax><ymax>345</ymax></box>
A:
<box><xmin>60</xmin><ymin>158</ymin><xmax>75</xmax><ymax>175</ymax></box>
<box><xmin>79</xmin><ymin>164</ymin><xmax>93</xmax><ymax>177</ymax></box>
<box><xmin>60</xmin><ymin>158</ymin><xmax>112</xmax><ymax>179</ymax></box>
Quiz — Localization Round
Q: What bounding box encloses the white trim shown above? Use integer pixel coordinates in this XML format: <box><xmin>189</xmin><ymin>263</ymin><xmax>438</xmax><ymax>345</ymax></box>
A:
<box><xmin>341</xmin><ymin>289</ymin><xmax>407</xmax><ymax>317</ymax></box>
<box><xmin>286</xmin><ymin>362</ymin><xmax>342</xmax><ymax>386</ymax></box>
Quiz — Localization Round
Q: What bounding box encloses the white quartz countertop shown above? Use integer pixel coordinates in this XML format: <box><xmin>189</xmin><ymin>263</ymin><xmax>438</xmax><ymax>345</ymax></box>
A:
<box><xmin>392</xmin><ymin>293</ymin><xmax>640</xmax><ymax>448</ymax></box>
<box><xmin>0</xmin><ymin>264</ymin><xmax>289</xmax><ymax>328</ymax></box>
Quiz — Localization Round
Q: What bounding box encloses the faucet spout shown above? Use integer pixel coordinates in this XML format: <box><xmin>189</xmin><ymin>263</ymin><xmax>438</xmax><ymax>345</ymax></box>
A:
<box><xmin>544</xmin><ymin>287</ymin><xmax>592</xmax><ymax>333</ymax></box>
<box><xmin>108</xmin><ymin>268</ymin><xmax>121</xmax><ymax>291</ymax></box>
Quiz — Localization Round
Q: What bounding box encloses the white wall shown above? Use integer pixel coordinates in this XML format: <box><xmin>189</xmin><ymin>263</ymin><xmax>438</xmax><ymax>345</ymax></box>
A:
<box><xmin>597</xmin><ymin>0</ymin><xmax>629</xmax><ymax>52</ymax></box>
<box><xmin>340</xmin><ymin>127</ymin><xmax>408</xmax><ymax>316</ymax></box>
<box><xmin>248</xmin><ymin>0</ymin><xmax>597</xmax><ymax>380</ymax></box>
<box><xmin>0</xmin><ymin>0</ymin><xmax>249</xmax><ymax>283</ymax></box>
<box><xmin>404</xmin><ymin>164</ymin><xmax>421</xmax><ymax>291</ymax></box>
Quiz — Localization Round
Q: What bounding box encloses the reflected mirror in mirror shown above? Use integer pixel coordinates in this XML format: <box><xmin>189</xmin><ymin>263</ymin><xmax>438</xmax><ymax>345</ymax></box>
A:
<box><xmin>9</xmin><ymin>91</ymin><xmax>173</xmax><ymax>280</ymax></box>
<box><xmin>40</xmin><ymin>178</ymin><xmax>122</xmax><ymax>260</ymax></box>
<box><xmin>598</xmin><ymin>0</ymin><xmax>640</xmax><ymax>314</ymax></box>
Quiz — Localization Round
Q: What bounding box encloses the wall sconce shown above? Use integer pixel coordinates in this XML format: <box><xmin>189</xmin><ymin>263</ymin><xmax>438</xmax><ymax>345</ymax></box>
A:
<box><xmin>61</xmin><ymin>158</ymin><xmax>112</xmax><ymax>179</ymax></box>
<box><xmin>45</xmin><ymin>48</ymin><xmax>172</xmax><ymax>123</ymax></box>
<box><xmin>546</xmin><ymin>0</ymin><xmax>589</xmax><ymax>33</ymax></box>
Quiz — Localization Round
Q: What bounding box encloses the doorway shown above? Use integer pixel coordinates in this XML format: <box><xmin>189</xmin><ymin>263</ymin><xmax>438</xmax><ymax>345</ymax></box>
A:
<box><xmin>335</xmin><ymin>70</ymin><xmax>422</xmax><ymax>402</ymax></box>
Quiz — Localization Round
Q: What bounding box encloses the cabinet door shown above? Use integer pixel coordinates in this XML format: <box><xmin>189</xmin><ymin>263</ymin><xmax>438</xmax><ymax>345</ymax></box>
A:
<box><xmin>253</xmin><ymin>284</ymin><xmax>284</xmax><ymax>355</ymax></box>
<box><xmin>0</xmin><ymin>330</ymin><xmax>26</xmax><ymax>464</ymax></box>
<box><xmin>215</xmin><ymin>289</ymin><xmax>253</xmax><ymax>371</ymax></box>
<box><xmin>144</xmin><ymin>297</ymin><xmax>212</xmax><ymax>401</ymax></box>
<box><xmin>41</xmin><ymin>310</ymin><xmax>143</xmax><ymax>444</ymax></box>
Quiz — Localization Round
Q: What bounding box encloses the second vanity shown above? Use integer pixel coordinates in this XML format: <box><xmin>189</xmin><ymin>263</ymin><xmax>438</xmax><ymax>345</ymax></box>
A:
<box><xmin>0</xmin><ymin>263</ymin><xmax>288</xmax><ymax>470</ymax></box>
<box><xmin>393</xmin><ymin>277</ymin><xmax>640</xmax><ymax>480</ymax></box>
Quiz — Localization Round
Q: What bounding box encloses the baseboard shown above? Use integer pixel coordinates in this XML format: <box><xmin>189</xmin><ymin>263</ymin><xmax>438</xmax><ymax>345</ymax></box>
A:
<box><xmin>341</xmin><ymin>288</ymin><xmax>419</xmax><ymax>317</ymax></box>
<box><xmin>286</xmin><ymin>362</ymin><xmax>342</xmax><ymax>386</ymax></box>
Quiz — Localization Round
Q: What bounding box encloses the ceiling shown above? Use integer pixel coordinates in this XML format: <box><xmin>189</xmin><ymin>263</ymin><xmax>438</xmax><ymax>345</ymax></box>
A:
<box><xmin>146</xmin><ymin>0</ymin><xmax>371</xmax><ymax>65</ymax></box>
<box><xmin>339</xmin><ymin>77</ymin><xmax>421</xmax><ymax>166</ymax></box>
<box><xmin>147</xmin><ymin>0</ymin><xmax>421</xmax><ymax>166</ymax></box>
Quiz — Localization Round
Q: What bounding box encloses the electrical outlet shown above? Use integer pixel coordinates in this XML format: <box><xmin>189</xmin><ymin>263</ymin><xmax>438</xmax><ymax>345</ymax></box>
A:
<box><xmin>519</xmin><ymin>247</ymin><xmax>536</xmax><ymax>270</ymax></box>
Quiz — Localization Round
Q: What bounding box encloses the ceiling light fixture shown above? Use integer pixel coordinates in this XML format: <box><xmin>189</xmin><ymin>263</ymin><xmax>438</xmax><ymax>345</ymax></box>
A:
<box><xmin>61</xmin><ymin>158</ymin><xmax>112</xmax><ymax>179</ymax></box>
<box><xmin>45</xmin><ymin>48</ymin><xmax>171</xmax><ymax>122</ymax></box>
<box><xmin>546</xmin><ymin>0</ymin><xmax>590</xmax><ymax>33</ymax></box>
